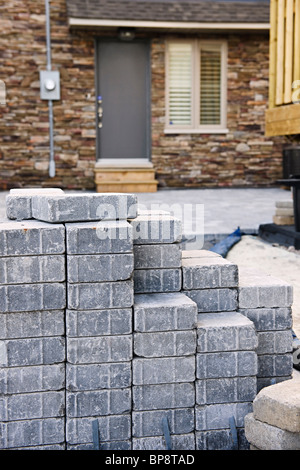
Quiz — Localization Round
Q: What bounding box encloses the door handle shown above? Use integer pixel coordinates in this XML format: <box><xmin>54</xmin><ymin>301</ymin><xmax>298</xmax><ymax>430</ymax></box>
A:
<box><xmin>98</xmin><ymin>95</ymin><xmax>103</xmax><ymax>128</ymax></box>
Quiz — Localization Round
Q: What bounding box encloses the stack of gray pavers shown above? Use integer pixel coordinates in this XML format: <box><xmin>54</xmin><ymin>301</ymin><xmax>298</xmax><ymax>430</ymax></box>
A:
<box><xmin>0</xmin><ymin>189</ymin><xmax>66</xmax><ymax>449</ymax></box>
<box><xmin>181</xmin><ymin>251</ymin><xmax>258</xmax><ymax>450</ymax></box>
<box><xmin>0</xmin><ymin>189</ymin><xmax>295</xmax><ymax>450</ymax></box>
<box><xmin>130</xmin><ymin>210</ymin><xmax>198</xmax><ymax>449</ymax></box>
<box><xmin>238</xmin><ymin>267</ymin><xmax>294</xmax><ymax>391</ymax></box>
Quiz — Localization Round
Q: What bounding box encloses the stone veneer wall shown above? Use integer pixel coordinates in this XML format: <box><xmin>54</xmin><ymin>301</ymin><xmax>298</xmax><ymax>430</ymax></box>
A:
<box><xmin>0</xmin><ymin>0</ymin><xmax>289</xmax><ymax>190</ymax></box>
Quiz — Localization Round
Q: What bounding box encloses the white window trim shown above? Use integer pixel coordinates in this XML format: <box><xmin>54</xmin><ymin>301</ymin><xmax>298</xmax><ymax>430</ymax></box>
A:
<box><xmin>165</xmin><ymin>39</ymin><xmax>228</xmax><ymax>134</ymax></box>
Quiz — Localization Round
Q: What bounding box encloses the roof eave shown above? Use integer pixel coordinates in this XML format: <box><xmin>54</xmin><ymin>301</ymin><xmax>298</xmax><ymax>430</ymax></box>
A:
<box><xmin>68</xmin><ymin>17</ymin><xmax>270</xmax><ymax>32</ymax></box>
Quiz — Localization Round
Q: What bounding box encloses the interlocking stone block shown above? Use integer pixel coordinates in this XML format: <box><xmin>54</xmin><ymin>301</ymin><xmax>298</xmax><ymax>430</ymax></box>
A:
<box><xmin>252</xmin><ymin>379</ymin><xmax>300</xmax><ymax>433</ymax></box>
<box><xmin>66</xmin><ymin>362</ymin><xmax>131</xmax><ymax>391</ymax></box>
<box><xmin>185</xmin><ymin>288</ymin><xmax>238</xmax><ymax>313</ymax></box>
<box><xmin>66</xmin><ymin>309</ymin><xmax>132</xmax><ymax>337</ymax></box>
<box><xmin>0</xmin><ymin>418</ymin><xmax>65</xmax><ymax>449</ymax></box>
<box><xmin>6</xmin><ymin>188</ymin><xmax>64</xmax><ymax>220</ymax></box>
<box><xmin>196</xmin><ymin>429</ymin><xmax>249</xmax><ymax>450</ymax></box>
<box><xmin>197</xmin><ymin>312</ymin><xmax>258</xmax><ymax>352</ymax></box>
<box><xmin>244</xmin><ymin>413</ymin><xmax>300</xmax><ymax>450</ymax></box>
<box><xmin>256</xmin><ymin>330</ymin><xmax>293</xmax><ymax>355</ymax></box>
<box><xmin>133</xmin><ymin>433</ymin><xmax>195</xmax><ymax>450</ymax></box>
<box><xmin>67</xmin><ymin>335</ymin><xmax>132</xmax><ymax>364</ymax></box>
<box><xmin>196</xmin><ymin>351</ymin><xmax>258</xmax><ymax>379</ymax></box>
<box><xmin>134</xmin><ymin>292</ymin><xmax>197</xmax><ymax>332</ymax></box>
<box><xmin>134</xmin><ymin>243</ymin><xmax>182</xmax><ymax>269</ymax></box>
<box><xmin>196</xmin><ymin>377</ymin><xmax>257</xmax><ymax>405</ymax></box>
<box><xmin>0</xmin><ymin>391</ymin><xmax>65</xmax><ymax>421</ymax></box>
<box><xmin>196</xmin><ymin>402</ymin><xmax>252</xmax><ymax>431</ymax></box>
<box><xmin>132</xmin><ymin>408</ymin><xmax>194</xmax><ymax>437</ymax></box>
<box><xmin>0</xmin><ymin>337</ymin><xmax>65</xmax><ymax>367</ymax></box>
<box><xmin>133</xmin><ymin>268</ymin><xmax>182</xmax><ymax>293</ymax></box>
<box><xmin>238</xmin><ymin>267</ymin><xmax>293</xmax><ymax>308</ymax></box>
<box><xmin>182</xmin><ymin>257</ymin><xmax>238</xmax><ymax>290</ymax></box>
<box><xmin>130</xmin><ymin>214</ymin><xmax>182</xmax><ymax>244</ymax></box>
<box><xmin>67</xmin><ymin>280</ymin><xmax>133</xmax><ymax>310</ymax></box>
<box><xmin>0</xmin><ymin>310</ymin><xmax>64</xmax><ymax>339</ymax></box>
<box><xmin>134</xmin><ymin>331</ymin><xmax>196</xmax><ymax>358</ymax></box>
<box><xmin>66</xmin><ymin>389</ymin><xmax>131</xmax><ymax>417</ymax></box>
<box><xmin>66</xmin><ymin>415</ymin><xmax>131</xmax><ymax>445</ymax></box>
<box><xmin>239</xmin><ymin>307</ymin><xmax>293</xmax><ymax>331</ymax></box>
<box><xmin>0</xmin><ymin>283</ymin><xmax>66</xmax><ymax>313</ymax></box>
<box><xmin>257</xmin><ymin>353</ymin><xmax>293</xmax><ymax>378</ymax></box>
<box><xmin>0</xmin><ymin>364</ymin><xmax>65</xmax><ymax>394</ymax></box>
<box><xmin>67</xmin><ymin>253</ymin><xmax>133</xmax><ymax>283</ymax></box>
<box><xmin>31</xmin><ymin>193</ymin><xmax>137</xmax><ymax>223</ymax></box>
<box><xmin>0</xmin><ymin>255</ymin><xmax>65</xmax><ymax>284</ymax></box>
<box><xmin>0</xmin><ymin>220</ymin><xmax>65</xmax><ymax>256</ymax></box>
<box><xmin>133</xmin><ymin>383</ymin><xmax>195</xmax><ymax>410</ymax></box>
<box><xmin>132</xmin><ymin>356</ymin><xmax>195</xmax><ymax>385</ymax></box>
<box><xmin>65</xmin><ymin>220</ymin><xmax>133</xmax><ymax>255</ymax></box>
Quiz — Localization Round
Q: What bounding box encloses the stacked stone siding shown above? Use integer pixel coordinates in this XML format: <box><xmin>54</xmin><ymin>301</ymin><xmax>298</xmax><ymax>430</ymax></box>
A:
<box><xmin>0</xmin><ymin>0</ymin><xmax>288</xmax><ymax>190</ymax></box>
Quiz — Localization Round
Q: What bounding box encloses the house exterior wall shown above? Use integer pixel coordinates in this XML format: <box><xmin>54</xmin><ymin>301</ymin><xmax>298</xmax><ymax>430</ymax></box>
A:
<box><xmin>0</xmin><ymin>0</ymin><xmax>288</xmax><ymax>190</ymax></box>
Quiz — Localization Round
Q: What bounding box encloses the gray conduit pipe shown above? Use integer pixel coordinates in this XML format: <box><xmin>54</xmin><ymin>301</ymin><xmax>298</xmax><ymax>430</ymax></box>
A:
<box><xmin>45</xmin><ymin>0</ymin><xmax>55</xmax><ymax>178</ymax></box>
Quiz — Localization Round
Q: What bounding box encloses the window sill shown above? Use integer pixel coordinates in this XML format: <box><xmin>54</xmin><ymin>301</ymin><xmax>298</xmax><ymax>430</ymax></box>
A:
<box><xmin>164</xmin><ymin>128</ymin><xmax>229</xmax><ymax>135</ymax></box>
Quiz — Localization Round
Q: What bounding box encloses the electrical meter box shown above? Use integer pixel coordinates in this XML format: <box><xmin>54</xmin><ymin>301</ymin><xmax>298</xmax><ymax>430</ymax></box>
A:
<box><xmin>40</xmin><ymin>70</ymin><xmax>60</xmax><ymax>100</ymax></box>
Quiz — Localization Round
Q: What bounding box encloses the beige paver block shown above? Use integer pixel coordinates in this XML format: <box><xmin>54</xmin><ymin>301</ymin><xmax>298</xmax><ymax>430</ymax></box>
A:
<box><xmin>253</xmin><ymin>379</ymin><xmax>300</xmax><ymax>433</ymax></box>
<box><xmin>245</xmin><ymin>413</ymin><xmax>300</xmax><ymax>450</ymax></box>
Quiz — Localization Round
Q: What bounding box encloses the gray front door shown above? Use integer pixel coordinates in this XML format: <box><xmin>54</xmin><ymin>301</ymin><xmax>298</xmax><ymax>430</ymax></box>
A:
<box><xmin>96</xmin><ymin>40</ymin><xmax>151</xmax><ymax>160</ymax></box>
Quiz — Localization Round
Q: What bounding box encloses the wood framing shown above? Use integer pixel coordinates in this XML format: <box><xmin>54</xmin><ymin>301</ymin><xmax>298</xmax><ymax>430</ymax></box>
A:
<box><xmin>266</xmin><ymin>0</ymin><xmax>300</xmax><ymax>136</ymax></box>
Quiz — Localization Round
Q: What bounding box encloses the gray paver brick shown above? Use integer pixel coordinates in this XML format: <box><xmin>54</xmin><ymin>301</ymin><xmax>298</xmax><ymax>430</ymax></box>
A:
<box><xmin>0</xmin><ymin>418</ymin><xmax>65</xmax><ymax>449</ymax></box>
<box><xmin>134</xmin><ymin>330</ymin><xmax>196</xmax><ymax>358</ymax></box>
<box><xmin>239</xmin><ymin>307</ymin><xmax>293</xmax><ymax>331</ymax></box>
<box><xmin>67</xmin><ymin>335</ymin><xmax>132</xmax><ymax>364</ymax></box>
<box><xmin>67</xmin><ymin>253</ymin><xmax>133</xmax><ymax>283</ymax></box>
<box><xmin>0</xmin><ymin>283</ymin><xmax>66</xmax><ymax>313</ymax></box>
<box><xmin>0</xmin><ymin>391</ymin><xmax>65</xmax><ymax>421</ymax></box>
<box><xmin>66</xmin><ymin>309</ymin><xmax>132</xmax><ymax>337</ymax></box>
<box><xmin>0</xmin><ymin>220</ymin><xmax>65</xmax><ymax>256</ymax></box>
<box><xmin>196</xmin><ymin>377</ymin><xmax>257</xmax><ymax>404</ymax></box>
<box><xmin>65</xmin><ymin>220</ymin><xmax>133</xmax><ymax>254</ymax></box>
<box><xmin>133</xmin><ymin>268</ymin><xmax>182</xmax><ymax>294</ymax></box>
<box><xmin>0</xmin><ymin>310</ymin><xmax>64</xmax><ymax>339</ymax></box>
<box><xmin>238</xmin><ymin>268</ymin><xmax>293</xmax><ymax>308</ymax></box>
<box><xmin>195</xmin><ymin>402</ymin><xmax>253</xmax><ymax>431</ymax></box>
<box><xmin>0</xmin><ymin>337</ymin><xmax>65</xmax><ymax>367</ymax></box>
<box><xmin>132</xmin><ymin>408</ymin><xmax>194</xmax><ymax>437</ymax></box>
<box><xmin>134</xmin><ymin>292</ymin><xmax>197</xmax><ymax>332</ymax></box>
<box><xmin>0</xmin><ymin>364</ymin><xmax>65</xmax><ymax>394</ymax></box>
<box><xmin>31</xmin><ymin>193</ymin><xmax>138</xmax><ymax>223</ymax></box>
<box><xmin>133</xmin><ymin>383</ymin><xmax>195</xmax><ymax>410</ymax></box>
<box><xmin>185</xmin><ymin>288</ymin><xmax>238</xmax><ymax>313</ymax></box>
<box><xmin>6</xmin><ymin>188</ymin><xmax>64</xmax><ymax>220</ymax></box>
<box><xmin>256</xmin><ymin>330</ymin><xmax>293</xmax><ymax>355</ymax></box>
<box><xmin>66</xmin><ymin>362</ymin><xmax>131</xmax><ymax>391</ymax></box>
<box><xmin>196</xmin><ymin>312</ymin><xmax>258</xmax><ymax>352</ymax></box>
<box><xmin>134</xmin><ymin>243</ymin><xmax>182</xmax><ymax>269</ymax></box>
<box><xmin>132</xmin><ymin>433</ymin><xmax>195</xmax><ymax>450</ymax></box>
<box><xmin>182</xmin><ymin>257</ymin><xmax>238</xmax><ymax>289</ymax></box>
<box><xmin>66</xmin><ymin>415</ymin><xmax>131</xmax><ymax>444</ymax></box>
<box><xmin>130</xmin><ymin>215</ymin><xmax>182</xmax><ymax>244</ymax></box>
<box><xmin>132</xmin><ymin>356</ymin><xmax>195</xmax><ymax>385</ymax></box>
<box><xmin>66</xmin><ymin>388</ymin><xmax>131</xmax><ymax>417</ymax></box>
<box><xmin>67</xmin><ymin>280</ymin><xmax>133</xmax><ymax>310</ymax></box>
<box><xmin>257</xmin><ymin>353</ymin><xmax>293</xmax><ymax>378</ymax></box>
<box><xmin>196</xmin><ymin>351</ymin><xmax>258</xmax><ymax>379</ymax></box>
<box><xmin>0</xmin><ymin>255</ymin><xmax>65</xmax><ymax>284</ymax></box>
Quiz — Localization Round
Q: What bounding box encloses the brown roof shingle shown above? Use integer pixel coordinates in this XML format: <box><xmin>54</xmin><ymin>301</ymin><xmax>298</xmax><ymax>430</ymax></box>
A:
<box><xmin>66</xmin><ymin>0</ymin><xmax>270</xmax><ymax>24</ymax></box>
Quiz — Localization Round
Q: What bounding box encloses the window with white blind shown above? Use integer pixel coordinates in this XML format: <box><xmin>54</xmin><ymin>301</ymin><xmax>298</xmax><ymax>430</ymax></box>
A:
<box><xmin>165</xmin><ymin>40</ymin><xmax>227</xmax><ymax>133</ymax></box>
